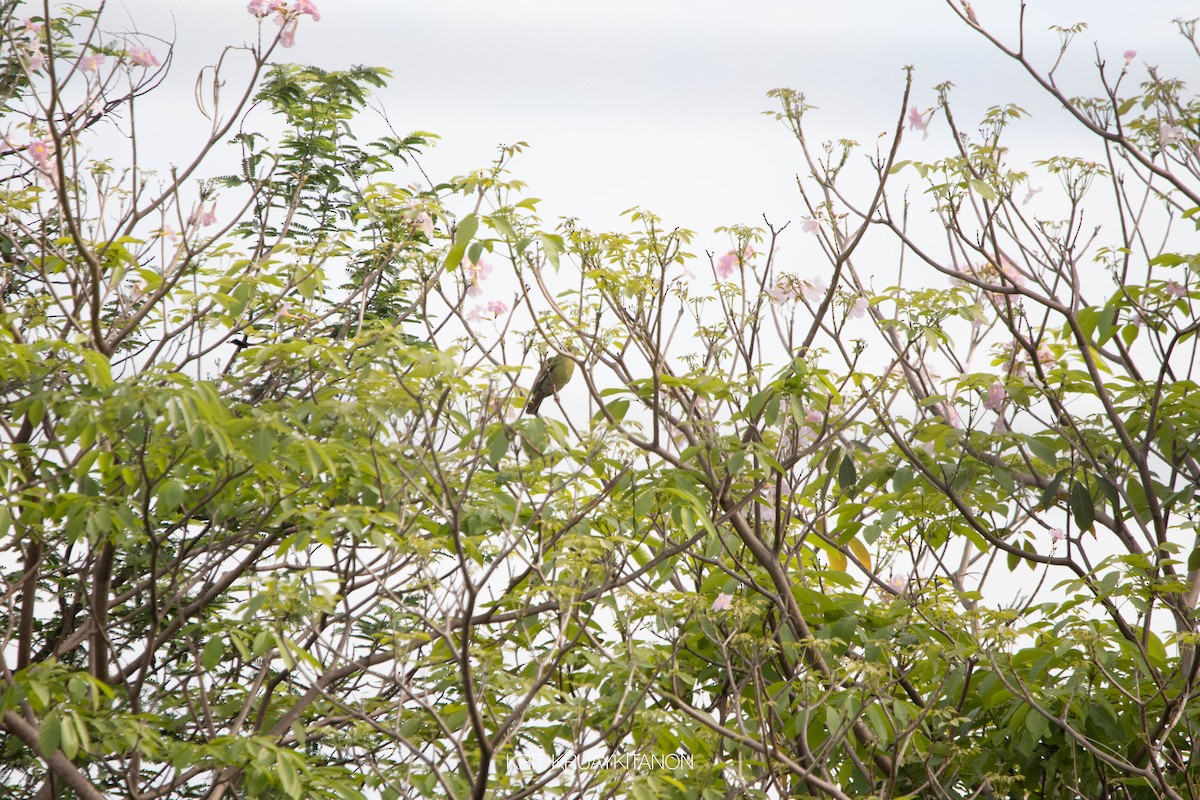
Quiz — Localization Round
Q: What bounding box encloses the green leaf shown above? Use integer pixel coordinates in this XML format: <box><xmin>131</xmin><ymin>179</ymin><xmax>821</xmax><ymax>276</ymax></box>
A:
<box><xmin>969</xmin><ymin>179</ymin><xmax>998</xmax><ymax>202</ymax></box>
<box><xmin>486</xmin><ymin>427</ymin><xmax>510</xmax><ymax>468</ymax></box>
<box><xmin>39</xmin><ymin>714</ymin><xmax>61</xmax><ymax>756</ymax></box>
<box><xmin>443</xmin><ymin>214</ymin><xmax>479</xmax><ymax>272</ymax></box>
<box><xmin>837</xmin><ymin>454</ymin><xmax>857</xmax><ymax>490</ymax></box>
<box><xmin>201</xmin><ymin>636</ymin><xmax>225</xmax><ymax>671</ymax></box>
<box><xmin>1070</xmin><ymin>480</ymin><xmax>1094</xmax><ymax>532</ymax></box>
<box><xmin>537</xmin><ymin>233</ymin><xmax>565</xmax><ymax>269</ymax></box>
<box><xmin>157</xmin><ymin>480</ymin><xmax>185</xmax><ymax>512</ymax></box>
<box><xmin>251</xmin><ymin>427</ymin><xmax>275</xmax><ymax>463</ymax></box>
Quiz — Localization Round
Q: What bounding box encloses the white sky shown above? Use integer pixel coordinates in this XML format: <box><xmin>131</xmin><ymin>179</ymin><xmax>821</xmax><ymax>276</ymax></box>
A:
<box><xmin>114</xmin><ymin>0</ymin><xmax>1196</xmax><ymax>245</ymax></box>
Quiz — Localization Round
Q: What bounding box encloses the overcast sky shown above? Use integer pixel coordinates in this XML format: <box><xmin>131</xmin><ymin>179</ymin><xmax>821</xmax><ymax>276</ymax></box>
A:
<box><xmin>114</xmin><ymin>1</ymin><xmax>1194</xmax><ymax>251</ymax></box>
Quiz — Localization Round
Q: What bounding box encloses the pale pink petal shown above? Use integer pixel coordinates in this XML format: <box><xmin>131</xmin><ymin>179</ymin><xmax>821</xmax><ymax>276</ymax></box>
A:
<box><xmin>128</xmin><ymin>46</ymin><xmax>160</xmax><ymax>67</ymax></box>
<box><xmin>800</xmin><ymin>276</ymin><xmax>827</xmax><ymax>303</ymax></box>
<box><xmin>711</xmin><ymin>593</ymin><xmax>733</xmax><ymax>611</ymax></box>
<box><xmin>983</xmin><ymin>381</ymin><xmax>1006</xmax><ymax>412</ymax></box>
<box><xmin>1159</xmin><ymin>124</ymin><xmax>1186</xmax><ymax>147</ymax></box>
<box><xmin>716</xmin><ymin>250</ymin><xmax>738</xmax><ymax>279</ymax></box>
<box><xmin>907</xmin><ymin>105</ymin><xmax>930</xmax><ymax>139</ymax></box>
<box><xmin>293</xmin><ymin>0</ymin><xmax>321</xmax><ymax>20</ymax></box>
<box><xmin>279</xmin><ymin>20</ymin><xmax>297</xmax><ymax>48</ymax></box>
<box><xmin>1123</xmin><ymin>49</ymin><xmax>1136</xmax><ymax>66</ymax></box>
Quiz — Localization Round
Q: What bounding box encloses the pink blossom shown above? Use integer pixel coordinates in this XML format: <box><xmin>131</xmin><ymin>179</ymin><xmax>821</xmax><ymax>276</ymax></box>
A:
<box><xmin>293</xmin><ymin>0</ymin><xmax>321</xmax><ymax>20</ymax></box>
<box><xmin>799</xmin><ymin>276</ymin><xmax>828</xmax><ymax>303</ymax></box>
<box><xmin>279</xmin><ymin>20</ymin><xmax>298</xmax><ymax>48</ymax></box>
<box><xmin>414</xmin><ymin>211</ymin><xmax>434</xmax><ymax>237</ymax></box>
<box><xmin>907</xmin><ymin>105</ymin><xmax>930</xmax><ymax>139</ymax></box>
<box><xmin>983</xmin><ymin>381</ymin><xmax>1006</xmax><ymax>412</ymax></box>
<box><xmin>1050</xmin><ymin>527</ymin><xmax>1065</xmax><ymax>543</ymax></box>
<box><xmin>160</xmin><ymin>225</ymin><xmax>179</xmax><ymax>241</ymax></box>
<box><xmin>766</xmin><ymin>281</ymin><xmax>789</xmax><ymax>304</ymax></box>
<box><xmin>27</xmin><ymin>139</ymin><xmax>53</xmax><ymax>173</ymax></box>
<box><xmin>800</xmin><ymin>217</ymin><xmax>819</xmax><ymax>234</ymax></box>
<box><xmin>464</xmin><ymin>257</ymin><xmax>493</xmax><ymax>296</ymax></box>
<box><xmin>805</xmin><ymin>408</ymin><xmax>823</xmax><ymax>425</ymax></box>
<box><xmin>1159</xmin><ymin>124</ymin><xmax>1186</xmax><ymax>147</ymax></box>
<box><xmin>716</xmin><ymin>250</ymin><xmax>738</xmax><ymax>279</ymax></box>
<box><xmin>247</xmin><ymin>0</ymin><xmax>268</xmax><ymax>15</ymax></box>
<box><xmin>711</xmin><ymin>593</ymin><xmax>733</xmax><ymax>611</ymax></box>
<box><xmin>25</xmin><ymin>49</ymin><xmax>45</xmax><ymax>71</ymax></box>
<box><xmin>1123</xmin><ymin>50</ymin><xmax>1136</xmax><ymax>66</ymax></box>
<box><xmin>468</xmin><ymin>300</ymin><xmax>509</xmax><ymax>322</ymax></box>
<box><xmin>887</xmin><ymin>573</ymin><xmax>908</xmax><ymax>593</ymax></box>
<box><xmin>1036</xmin><ymin>346</ymin><xmax>1057</xmax><ymax>370</ymax></box>
<box><xmin>22</xmin><ymin>18</ymin><xmax>43</xmax><ymax>35</ymax></box>
<box><xmin>274</xmin><ymin>301</ymin><xmax>300</xmax><ymax>322</ymax></box>
<box><xmin>80</xmin><ymin>53</ymin><xmax>105</xmax><ymax>72</ymax></box>
<box><xmin>849</xmin><ymin>296</ymin><xmax>869</xmax><ymax>318</ymax></box>
<box><xmin>128</xmin><ymin>47</ymin><xmax>159</xmax><ymax>67</ymax></box>
<box><xmin>1166</xmin><ymin>281</ymin><xmax>1186</xmax><ymax>299</ymax></box>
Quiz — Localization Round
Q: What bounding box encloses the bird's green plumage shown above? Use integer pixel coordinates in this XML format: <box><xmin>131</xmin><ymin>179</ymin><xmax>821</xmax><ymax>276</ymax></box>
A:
<box><xmin>524</xmin><ymin>353</ymin><xmax>575</xmax><ymax>415</ymax></box>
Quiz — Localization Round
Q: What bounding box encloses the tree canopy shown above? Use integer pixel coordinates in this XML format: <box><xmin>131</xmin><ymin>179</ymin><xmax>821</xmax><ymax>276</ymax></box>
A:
<box><xmin>1</xmin><ymin>2</ymin><xmax>1198</xmax><ymax>799</ymax></box>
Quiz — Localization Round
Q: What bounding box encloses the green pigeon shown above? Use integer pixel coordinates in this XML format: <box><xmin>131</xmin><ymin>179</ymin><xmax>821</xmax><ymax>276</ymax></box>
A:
<box><xmin>524</xmin><ymin>353</ymin><xmax>575</xmax><ymax>415</ymax></box>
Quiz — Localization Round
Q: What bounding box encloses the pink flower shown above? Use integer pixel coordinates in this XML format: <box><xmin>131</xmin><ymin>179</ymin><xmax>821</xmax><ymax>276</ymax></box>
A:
<box><xmin>80</xmin><ymin>53</ymin><xmax>105</xmax><ymax>72</ymax></box>
<box><xmin>464</xmin><ymin>257</ymin><xmax>493</xmax><ymax>296</ymax></box>
<box><xmin>468</xmin><ymin>300</ymin><xmax>509</xmax><ymax>322</ymax></box>
<box><xmin>849</xmin><ymin>296</ymin><xmax>869</xmax><ymax>318</ymax></box>
<box><xmin>1036</xmin><ymin>346</ymin><xmax>1057</xmax><ymax>370</ymax></box>
<box><xmin>247</xmin><ymin>0</ymin><xmax>268</xmax><ymax>15</ymax></box>
<box><xmin>274</xmin><ymin>301</ymin><xmax>301</xmax><ymax>322</ymax></box>
<box><xmin>22</xmin><ymin>18</ymin><xmax>43</xmax><ymax>35</ymax></box>
<box><xmin>983</xmin><ymin>381</ymin><xmax>1006</xmax><ymax>412</ymax></box>
<box><xmin>799</xmin><ymin>276</ymin><xmax>827</xmax><ymax>303</ymax></box>
<box><xmin>887</xmin><ymin>573</ymin><xmax>908</xmax><ymax>593</ymax></box>
<box><xmin>160</xmin><ymin>225</ymin><xmax>179</xmax><ymax>241</ymax></box>
<box><xmin>413</xmin><ymin>211</ymin><xmax>434</xmax><ymax>237</ymax></box>
<box><xmin>1166</xmin><ymin>281</ymin><xmax>1186</xmax><ymax>299</ymax></box>
<box><xmin>294</xmin><ymin>0</ymin><xmax>321</xmax><ymax>20</ymax></box>
<box><xmin>805</xmin><ymin>408</ymin><xmax>823</xmax><ymax>425</ymax></box>
<box><xmin>716</xmin><ymin>250</ymin><xmax>738</xmax><ymax>279</ymax></box>
<box><xmin>1159</xmin><ymin>124</ymin><xmax>1186</xmax><ymax>147</ymax></box>
<box><xmin>1123</xmin><ymin>50</ymin><xmax>1136</xmax><ymax>66</ymax></box>
<box><xmin>279</xmin><ymin>20</ymin><xmax>298</xmax><ymax>47</ymax></box>
<box><xmin>711</xmin><ymin>593</ymin><xmax>733</xmax><ymax>611</ymax></box>
<box><xmin>907</xmin><ymin>105</ymin><xmax>930</xmax><ymax>139</ymax></box>
<box><xmin>800</xmin><ymin>217</ymin><xmax>819</xmax><ymax>234</ymax></box>
<box><xmin>766</xmin><ymin>281</ymin><xmax>789</xmax><ymax>304</ymax></box>
<box><xmin>25</xmin><ymin>48</ymin><xmax>45</xmax><ymax>71</ymax></box>
<box><xmin>1050</xmin><ymin>527</ymin><xmax>1065</xmax><ymax>543</ymax></box>
<box><xmin>27</xmin><ymin>139</ymin><xmax>53</xmax><ymax>173</ymax></box>
<box><xmin>190</xmin><ymin>203</ymin><xmax>218</xmax><ymax>227</ymax></box>
<box><xmin>128</xmin><ymin>47</ymin><xmax>159</xmax><ymax>67</ymax></box>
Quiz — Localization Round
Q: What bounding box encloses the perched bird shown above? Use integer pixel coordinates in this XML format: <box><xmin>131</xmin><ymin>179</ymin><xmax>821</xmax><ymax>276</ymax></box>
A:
<box><xmin>524</xmin><ymin>353</ymin><xmax>575</xmax><ymax>415</ymax></box>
